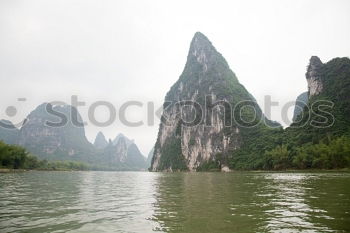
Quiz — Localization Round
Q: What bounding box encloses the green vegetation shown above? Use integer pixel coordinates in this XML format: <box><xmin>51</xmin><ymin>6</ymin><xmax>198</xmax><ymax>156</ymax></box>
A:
<box><xmin>292</xmin><ymin>136</ymin><xmax>350</xmax><ymax>169</ymax></box>
<box><xmin>229</xmin><ymin>57</ymin><xmax>350</xmax><ymax>171</ymax></box>
<box><xmin>0</xmin><ymin>141</ymin><xmax>28</xmax><ymax>169</ymax></box>
<box><xmin>228</xmin><ymin>126</ymin><xmax>283</xmax><ymax>170</ymax></box>
<box><xmin>196</xmin><ymin>153</ymin><xmax>223</xmax><ymax>171</ymax></box>
<box><xmin>229</xmin><ymin>135</ymin><xmax>350</xmax><ymax>170</ymax></box>
<box><xmin>155</xmin><ymin>136</ymin><xmax>188</xmax><ymax>171</ymax></box>
<box><xmin>0</xmin><ymin>141</ymin><xmax>90</xmax><ymax>171</ymax></box>
<box><xmin>262</xmin><ymin>136</ymin><xmax>350</xmax><ymax>170</ymax></box>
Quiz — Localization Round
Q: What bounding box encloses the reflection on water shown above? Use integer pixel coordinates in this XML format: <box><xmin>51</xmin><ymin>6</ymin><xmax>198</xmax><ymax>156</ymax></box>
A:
<box><xmin>0</xmin><ymin>171</ymin><xmax>349</xmax><ymax>233</ymax></box>
<box><xmin>260</xmin><ymin>174</ymin><xmax>333</xmax><ymax>232</ymax></box>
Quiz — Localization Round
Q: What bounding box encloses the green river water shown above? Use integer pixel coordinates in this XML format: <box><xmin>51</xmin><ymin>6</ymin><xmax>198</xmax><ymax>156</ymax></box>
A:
<box><xmin>0</xmin><ymin>171</ymin><xmax>349</xmax><ymax>232</ymax></box>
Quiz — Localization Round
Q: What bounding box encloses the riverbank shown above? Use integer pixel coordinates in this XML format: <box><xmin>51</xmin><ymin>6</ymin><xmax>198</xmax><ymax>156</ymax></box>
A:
<box><xmin>0</xmin><ymin>168</ymin><xmax>89</xmax><ymax>173</ymax></box>
<box><xmin>0</xmin><ymin>168</ymin><xmax>28</xmax><ymax>173</ymax></box>
<box><xmin>1</xmin><ymin>167</ymin><xmax>349</xmax><ymax>173</ymax></box>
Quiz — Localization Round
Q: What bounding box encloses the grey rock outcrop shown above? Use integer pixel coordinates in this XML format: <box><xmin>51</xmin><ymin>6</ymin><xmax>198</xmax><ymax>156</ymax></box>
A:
<box><xmin>306</xmin><ymin>56</ymin><xmax>324</xmax><ymax>97</ymax></box>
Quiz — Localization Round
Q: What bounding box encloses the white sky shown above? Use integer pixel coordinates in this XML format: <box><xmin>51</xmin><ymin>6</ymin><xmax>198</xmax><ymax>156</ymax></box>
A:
<box><xmin>0</xmin><ymin>0</ymin><xmax>350</xmax><ymax>156</ymax></box>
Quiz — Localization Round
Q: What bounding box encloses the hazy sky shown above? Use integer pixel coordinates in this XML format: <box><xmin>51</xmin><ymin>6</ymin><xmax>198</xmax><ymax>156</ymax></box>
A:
<box><xmin>1</xmin><ymin>0</ymin><xmax>350</xmax><ymax>156</ymax></box>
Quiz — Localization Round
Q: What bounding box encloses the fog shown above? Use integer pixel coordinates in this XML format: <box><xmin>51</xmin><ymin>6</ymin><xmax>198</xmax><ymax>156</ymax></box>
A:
<box><xmin>1</xmin><ymin>0</ymin><xmax>349</xmax><ymax>155</ymax></box>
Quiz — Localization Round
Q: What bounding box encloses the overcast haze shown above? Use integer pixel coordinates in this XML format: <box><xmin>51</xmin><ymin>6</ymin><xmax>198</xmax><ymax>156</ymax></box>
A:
<box><xmin>1</xmin><ymin>0</ymin><xmax>350</xmax><ymax>156</ymax></box>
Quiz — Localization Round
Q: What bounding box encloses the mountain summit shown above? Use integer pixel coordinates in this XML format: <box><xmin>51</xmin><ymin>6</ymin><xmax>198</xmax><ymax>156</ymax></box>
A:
<box><xmin>17</xmin><ymin>103</ymin><xmax>94</xmax><ymax>160</ymax></box>
<box><xmin>188</xmin><ymin>32</ymin><xmax>221</xmax><ymax>72</ymax></box>
<box><xmin>94</xmin><ymin>132</ymin><xmax>108</xmax><ymax>149</ymax></box>
<box><xmin>306</xmin><ymin>56</ymin><xmax>324</xmax><ymax>96</ymax></box>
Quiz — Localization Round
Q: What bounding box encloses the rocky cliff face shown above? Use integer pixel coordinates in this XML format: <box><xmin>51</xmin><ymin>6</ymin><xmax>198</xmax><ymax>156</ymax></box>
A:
<box><xmin>18</xmin><ymin>103</ymin><xmax>93</xmax><ymax>158</ymax></box>
<box><xmin>94</xmin><ymin>132</ymin><xmax>108</xmax><ymax>149</ymax></box>
<box><xmin>151</xmin><ymin>32</ymin><xmax>276</xmax><ymax>171</ymax></box>
<box><xmin>306</xmin><ymin>56</ymin><xmax>324</xmax><ymax>97</ymax></box>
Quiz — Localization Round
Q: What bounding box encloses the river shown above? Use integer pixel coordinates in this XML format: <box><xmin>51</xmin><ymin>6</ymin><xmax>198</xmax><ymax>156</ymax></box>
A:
<box><xmin>0</xmin><ymin>171</ymin><xmax>349</xmax><ymax>232</ymax></box>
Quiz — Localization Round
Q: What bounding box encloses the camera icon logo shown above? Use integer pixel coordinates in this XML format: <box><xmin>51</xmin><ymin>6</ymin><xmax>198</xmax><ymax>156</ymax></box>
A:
<box><xmin>0</xmin><ymin>98</ymin><xmax>27</xmax><ymax>130</ymax></box>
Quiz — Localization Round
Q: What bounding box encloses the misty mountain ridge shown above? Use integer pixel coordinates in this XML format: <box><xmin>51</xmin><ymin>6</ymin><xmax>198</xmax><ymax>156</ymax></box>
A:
<box><xmin>0</xmin><ymin>103</ymin><xmax>147</xmax><ymax>170</ymax></box>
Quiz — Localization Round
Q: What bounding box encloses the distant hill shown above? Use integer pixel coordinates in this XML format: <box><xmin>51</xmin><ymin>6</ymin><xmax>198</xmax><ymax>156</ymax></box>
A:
<box><xmin>98</xmin><ymin>134</ymin><xmax>147</xmax><ymax>170</ymax></box>
<box><xmin>93</xmin><ymin>132</ymin><xmax>108</xmax><ymax>149</ymax></box>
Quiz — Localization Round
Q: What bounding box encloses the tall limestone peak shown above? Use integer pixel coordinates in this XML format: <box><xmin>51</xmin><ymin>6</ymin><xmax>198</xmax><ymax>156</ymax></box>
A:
<box><xmin>306</xmin><ymin>56</ymin><xmax>324</xmax><ymax>97</ymax></box>
<box><xmin>151</xmin><ymin>32</ymin><xmax>276</xmax><ymax>172</ymax></box>
<box><xmin>94</xmin><ymin>132</ymin><xmax>108</xmax><ymax>149</ymax></box>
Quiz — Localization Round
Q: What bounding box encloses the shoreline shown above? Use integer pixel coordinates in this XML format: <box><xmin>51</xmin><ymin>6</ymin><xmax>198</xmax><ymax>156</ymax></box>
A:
<box><xmin>0</xmin><ymin>168</ymin><xmax>28</xmax><ymax>173</ymax></box>
<box><xmin>1</xmin><ymin>168</ymin><xmax>349</xmax><ymax>173</ymax></box>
